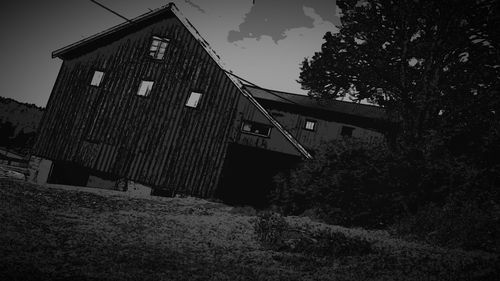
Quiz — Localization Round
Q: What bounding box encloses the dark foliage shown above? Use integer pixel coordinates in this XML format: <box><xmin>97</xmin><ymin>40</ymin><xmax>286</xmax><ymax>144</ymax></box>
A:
<box><xmin>299</xmin><ymin>0</ymin><xmax>499</xmax><ymax>146</ymax></box>
<box><xmin>292</xmin><ymin>0</ymin><xmax>500</xmax><ymax>252</ymax></box>
<box><xmin>272</xmin><ymin>139</ymin><xmax>398</xmax><ymax>228</ymax></box>
<box><xmin>394</xmin><ymin>199</ymin><xmax>500</xmax><ymax>253</ymax></box>
<box><xmin>272</xmin><ymin>137</ymin><xmax>500</xmax><ymax>251</ymax></box>
<box><xmin>253</xmin><ymin>211</ymin><xmax>289</xmax><ymax>250</ymax></box>
<box><xmin>0</xmin><ymin>120</ymin><xmax>38</xmax><ymax>154</ymax></box>
<box><xmin>0</xmin><ymin>96</ymin><xmax>44</xmax><ymax>154</ymax></box>
<box><xmin>253</xmin><ymin>211</ymin><xmax>373</xmax><ymax>257</ymax></box>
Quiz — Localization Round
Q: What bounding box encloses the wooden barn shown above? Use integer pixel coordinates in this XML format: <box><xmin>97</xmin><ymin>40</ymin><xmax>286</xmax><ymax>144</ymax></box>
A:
<box><xmin>30</xmin><ymin>3</ymin><xmax>389</xmax><ymax>206</ymax></box>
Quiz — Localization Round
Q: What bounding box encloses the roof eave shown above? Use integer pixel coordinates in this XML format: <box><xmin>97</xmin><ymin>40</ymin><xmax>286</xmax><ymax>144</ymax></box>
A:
<box><xmin>52</xmin><ymin>3</ymin><xmax>174</xmax><ymax>59</ymax></box>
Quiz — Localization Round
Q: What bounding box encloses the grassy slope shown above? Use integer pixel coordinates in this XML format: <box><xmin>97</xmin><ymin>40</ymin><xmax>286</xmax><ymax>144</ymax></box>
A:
<box><xmin>0</xmin><ymin>179</ymin><xmax>498</xmax><ymax>281</ymax></box>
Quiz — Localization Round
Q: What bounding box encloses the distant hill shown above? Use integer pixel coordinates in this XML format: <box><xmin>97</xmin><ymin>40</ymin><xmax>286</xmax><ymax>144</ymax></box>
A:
<box><xmin>0</xmin><ymin>96</ymin><xmax>44</xmax><ymax>155</ymax></box>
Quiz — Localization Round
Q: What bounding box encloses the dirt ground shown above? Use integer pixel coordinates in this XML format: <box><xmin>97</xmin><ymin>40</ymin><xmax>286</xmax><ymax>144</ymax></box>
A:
<box><xmin>0</xmin><ymin>179</ymin><xmax>498</xmax><ymax>281</ymax></box>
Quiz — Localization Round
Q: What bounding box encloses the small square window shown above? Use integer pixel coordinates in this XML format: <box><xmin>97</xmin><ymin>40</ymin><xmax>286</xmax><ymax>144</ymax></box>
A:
<box><xmin>241</xmin><ymin>120</ymin><xmax>271</xmax><ymax>137</ymax></box>
<box><xmin>149</xmin><ymin>36</ymin><xmax>169</xmax><ymax>59</ymax></box>
<box><xmin>90</xmin><ymin>71</ymin><xmax>104</xmax><ymax>86</ymax></box>
<box><xmin>137</xmin><ymin>80</ymin><xmax>154</xmax><ymax>97</ymax></box>
<box><xmin>185</xmin><ymin>92</ymin><xmax>202</xmax><ymax>108</ymax></box>
<box><xmin>341</xmin><ymin>126</ymin><xmax>355</xmax><ymax>137</ymax></box>
<box><xmin>305</xmin><ymin>120</ymin><xmax>316</xmax><ymax>131</ymax></box>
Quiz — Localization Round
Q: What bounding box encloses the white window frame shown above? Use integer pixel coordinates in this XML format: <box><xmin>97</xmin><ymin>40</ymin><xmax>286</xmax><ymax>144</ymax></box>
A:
<box><xmin>90</xmin><ymin>71</ymin><xmax>104</xmax><ymax>87</ymax></box>
<box><xmin>305</xmin><ymin>120</ymin><xmax>316</xmax><ymax>131</ymax></box>
<box><xmin>137</xmin><ymin>80</ymin><xmax>154</xmax><ymax>97</ymax></box>
<box><xmin>149</xmin><ymin>36</ymin><xmax>169</xmax><ymax>59</ymax></box>
<box><xmin>185</xmin><ymin>92</ymin><xmax>202</xmax><ymax>108</ymax></box>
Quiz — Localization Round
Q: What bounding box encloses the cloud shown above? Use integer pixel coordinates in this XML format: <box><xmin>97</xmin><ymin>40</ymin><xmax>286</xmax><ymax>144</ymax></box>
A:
<box><xmin>222</xmin><ymin>6</ymin><xmax>338</xmax><ymax>94</ymax></box>
<box><xmin>228</xmin><ymin>0</ymin><xmax>339</xmax><ymax>43</ymax></box>
<box><xmin>173</xmin><ymin>0</ymin><xmax>338</xmax><ymax>94</ymax></box>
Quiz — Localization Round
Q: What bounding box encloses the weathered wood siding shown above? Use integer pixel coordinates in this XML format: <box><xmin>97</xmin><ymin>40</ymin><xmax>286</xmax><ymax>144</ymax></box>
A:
<box><xmin>264</xmin><ymin>107</ymin><xmax>384</xmax><ymax>150</ymax></box>
<box><xmin>230</xmin><ymin>97</ymin><xmax>302</xmax><ymax>157</ymax></box>
<box><xmin>34</xmin><ymin>13</ymin><xmax>241</xmax><ymax>197</ymax></box>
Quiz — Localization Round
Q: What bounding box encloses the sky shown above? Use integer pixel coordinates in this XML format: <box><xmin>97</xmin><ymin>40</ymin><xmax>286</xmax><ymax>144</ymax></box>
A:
<box><xmin>0</xmin><ymin>0</ymin><xmax>339</xmax><ymax>107</ymax></box>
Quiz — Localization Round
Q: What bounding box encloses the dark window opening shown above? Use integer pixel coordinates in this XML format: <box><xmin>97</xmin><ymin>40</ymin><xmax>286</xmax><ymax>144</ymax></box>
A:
<box><xmin>149</xmin><ymin>36</ymin><xmax>169</xmax><ymax>59</ymax></box>
<box><xmin>241</xmin><ymin>120</ymin><xmax>271</xmax><ymax>137</ymax></box>
<box><xmin>341</xmin><ymin>126</ymin><xmax>355</xmax><ymax>137</ymax></box>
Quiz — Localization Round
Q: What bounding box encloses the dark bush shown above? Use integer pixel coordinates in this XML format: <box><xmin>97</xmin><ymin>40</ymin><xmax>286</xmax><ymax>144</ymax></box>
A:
<box><xmin>271</xmin><ymin>138</ymin><xmax>408</xmax><ymax>228</ymax></box>
<box><xmin>253</xmin><ymin>212</ymin><xmax>373</xmax><ymax>257</ymax></box>
<box><xmin>394</xmin><ymin>187</ymin><xmax>500</xmax><ymax>253</ymax></box>
<box><xmin>253</xmin><ymin>211</ymin><xmax>289</xmax><ymax>250</ymax></box>
<box><xmin>271</xmin><ymin>134</ymin><xmax>500</xmax><ymax>252</ymax></box>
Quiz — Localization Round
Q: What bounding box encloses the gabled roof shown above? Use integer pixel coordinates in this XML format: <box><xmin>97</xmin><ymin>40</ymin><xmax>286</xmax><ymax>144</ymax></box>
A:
<box><xmin>244</xmin><ymin>85</ymin><xmax>388</xmax><ymax>120</ymax></box>
<box><xmin>52</xmin><ymin>4</ymin><xmax>175</xmax><ymax>59</ymax></box>
<box><xmin>52</xmin><ymin>3</ymin><xmax>312</xmax><ymax>159</ymax></box>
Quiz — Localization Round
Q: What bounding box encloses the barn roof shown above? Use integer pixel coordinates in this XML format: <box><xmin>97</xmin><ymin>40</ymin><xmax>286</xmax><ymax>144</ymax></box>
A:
<box><xmin>51</xmin><ymin>3</ymin><xmax>313</xmax><ymax>159</ymax></box>
<box><xmin>52</xmin><ymin>4</ymin><xmax>173</xmax><ymax>59</ymax></box>
<box><xmin>244</xmin><ymin>85</ymin><xmax>388</xmax><ymax>120</ymax></box>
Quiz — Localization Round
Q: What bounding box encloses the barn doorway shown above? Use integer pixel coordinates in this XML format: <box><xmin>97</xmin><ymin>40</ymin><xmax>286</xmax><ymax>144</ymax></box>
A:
<box><xmin>47</xmin><ymin>161</ymin><xmax>90</xmax><ymax>186</ymax></box>
<box><xmin>215</xmin><ymin>143</ymin><xmax>301</xmax><ymax>208</ymax></box>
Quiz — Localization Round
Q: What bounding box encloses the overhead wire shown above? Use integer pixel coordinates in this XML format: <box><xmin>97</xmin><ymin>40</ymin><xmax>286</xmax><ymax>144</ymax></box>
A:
<box><xmin>89</xmin><ymin>0</ymin><xmax>134</xmax><ymax>23</ymax></box>
<box><xmin>223</xmin><ymin>70</ymin><xmax>303</xmax><ymax>106</ymax></box>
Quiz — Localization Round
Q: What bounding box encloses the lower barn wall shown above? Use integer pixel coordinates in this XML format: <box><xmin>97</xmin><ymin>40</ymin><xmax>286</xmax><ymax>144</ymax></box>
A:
<box><xmin>30</xmin><ymin>156</ymin><xmax>153</xmax><ymax>196</ymax></box>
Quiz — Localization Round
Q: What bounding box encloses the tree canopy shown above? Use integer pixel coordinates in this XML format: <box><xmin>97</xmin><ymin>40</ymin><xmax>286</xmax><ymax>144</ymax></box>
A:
<box><xmin>299</xmin><ymin>0</ymin><xmax>499</xmax><ymax>146</ymax></box>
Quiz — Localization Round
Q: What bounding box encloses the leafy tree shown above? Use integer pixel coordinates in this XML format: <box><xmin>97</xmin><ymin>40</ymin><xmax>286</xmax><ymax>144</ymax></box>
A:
<box><xmin>291</xmin><ymin>1</ymin><xmax>500</xmax><ymax>250</ymax></box>
<box><xmin>299</xmin><ymin>0</ymin><xmax>499</xmax><ymax>146</ymax></box>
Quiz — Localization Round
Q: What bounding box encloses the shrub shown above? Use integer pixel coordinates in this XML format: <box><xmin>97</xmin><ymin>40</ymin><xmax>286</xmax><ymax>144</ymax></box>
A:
<box><xmin>273</xmin><ymin>136</ymin><xmax>499</xmax><ymax>225</ymax></box>
<box><xmin>271</xmin><ymin>128</ymin><xmax>500</xmax><ymax>252</ymax></box>
<box><xmin>253</xmin><ymin>212</ymin><xmax>373</xmax><ymax>257</ymax></box>
<box><xmin>253</xmin><ymin>211</ymin><xmax>289</xmax><ymax>250</ymax></box>
<box><xmin>272</xmin><ymin>138</ymin><xmax>407</xmax><ymax>228</ymax></box>
<box><xmin>394</xmin><ymin>194</ymin><xmax>500</xmax><ymax>253</ymax></box>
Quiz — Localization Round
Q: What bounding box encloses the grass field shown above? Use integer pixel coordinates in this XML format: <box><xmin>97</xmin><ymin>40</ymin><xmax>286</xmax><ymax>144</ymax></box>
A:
<box><xmin>0</xmin><ymin>179</ymin><xmax>498</xmax><ymax>281</ymax></box>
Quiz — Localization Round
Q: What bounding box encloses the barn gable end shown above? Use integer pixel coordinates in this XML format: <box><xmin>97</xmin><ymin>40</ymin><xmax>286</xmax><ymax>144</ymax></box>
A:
<box><xmin>33</xmin><ymin>4</ymin><xmax>310</xmax><ymax>197</ymax></box>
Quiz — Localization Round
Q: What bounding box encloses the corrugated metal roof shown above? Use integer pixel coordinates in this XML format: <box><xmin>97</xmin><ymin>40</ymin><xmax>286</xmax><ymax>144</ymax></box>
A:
<box><xmin>244</xmin><ymin>85</ymin><xmax>388</xmax><ymax>120</ymax></box>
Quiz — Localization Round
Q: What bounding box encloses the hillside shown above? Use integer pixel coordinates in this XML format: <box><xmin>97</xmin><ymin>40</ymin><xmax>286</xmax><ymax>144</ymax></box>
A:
<box><xmin>0</xmin><ymin>179</ymin><xmax>497</xmax><ymax>281</ymax></box>
<box><xmin>0</xmin><ymin>96</ymin><xmax>44</xmax><ymax>154</ymax></box>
